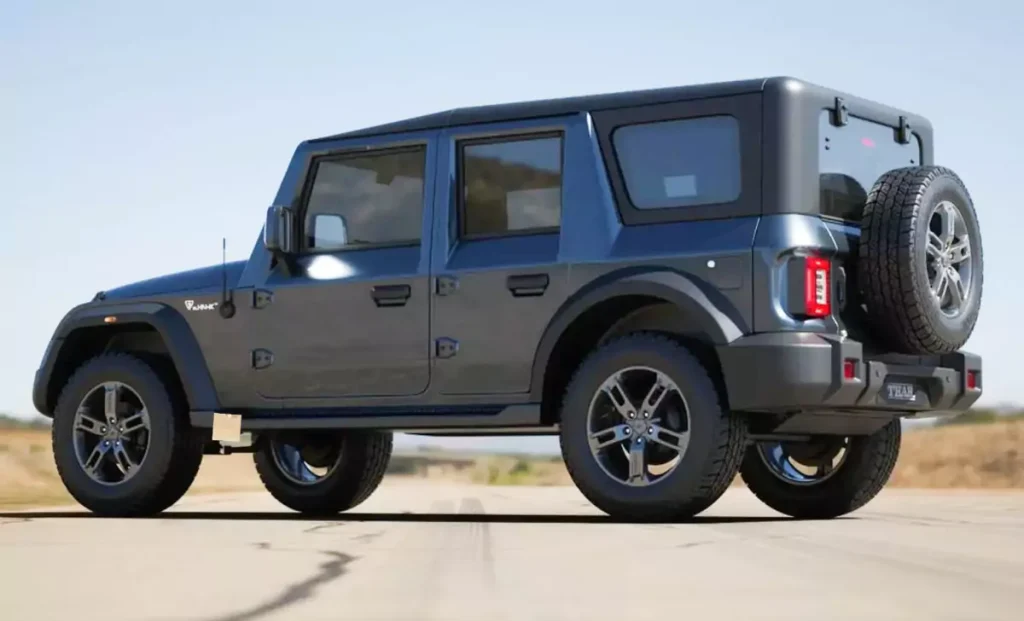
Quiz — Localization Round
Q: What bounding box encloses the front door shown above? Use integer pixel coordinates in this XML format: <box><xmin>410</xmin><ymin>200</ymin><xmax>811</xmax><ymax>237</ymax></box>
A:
<box><xmin>248</xmin><ymin>141</ymin><xmax>434</xmax><ymax>401</ymax></box>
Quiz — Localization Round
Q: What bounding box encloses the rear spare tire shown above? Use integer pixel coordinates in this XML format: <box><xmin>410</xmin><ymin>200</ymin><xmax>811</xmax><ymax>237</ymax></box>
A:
<box><xmin>858</xmin><ymin>166</ymin><xmax>983</xmax><ymax>355</ymax></box>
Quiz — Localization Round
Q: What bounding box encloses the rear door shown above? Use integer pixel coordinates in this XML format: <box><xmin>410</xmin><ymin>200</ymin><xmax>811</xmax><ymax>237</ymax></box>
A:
<box><xmin>818</xmin><ymin>110</ymin><xmax>924</xmax><ymax>342</ymax></box>
<box><xmin>430</xmin><ymin>119</ymin><xmax>572</xmax><ymax>396</ymax></box>
<box><xmin>246</xmin><ymin>135</ymin><xmax>436</xmax><ymax>401</ymax></box>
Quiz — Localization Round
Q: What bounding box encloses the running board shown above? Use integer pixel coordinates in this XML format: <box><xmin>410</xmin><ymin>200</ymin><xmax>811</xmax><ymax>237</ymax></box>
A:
<box><xmin>189</xmin><ymin>404</ymin><xmax>542</xmax><ymax>432</ymax></box>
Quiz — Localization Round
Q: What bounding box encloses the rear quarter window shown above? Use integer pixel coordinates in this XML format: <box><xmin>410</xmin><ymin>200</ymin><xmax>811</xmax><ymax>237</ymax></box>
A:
<box><xmin>612</xmin><ymin>115</ymin><xmax>741</xmax><ymax>210</ymax></box>
<box><xmin>819</xmin><ymin>111</ymin><xmax>922</xmax><ymax>222</ymax></box>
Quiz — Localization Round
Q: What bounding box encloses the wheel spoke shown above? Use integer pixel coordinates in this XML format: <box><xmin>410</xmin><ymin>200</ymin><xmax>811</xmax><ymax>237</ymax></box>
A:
<box><xmin>817</xmin><ymin>460</ymin><xmax>835</xmax><ymax>477</ymax></box>
<box><xmin>931</xmin><ymin>267</ymin><xmax>949</xmax><ymax>302</ymax></box>
<box><xmin>120</xmin><ymin>410</ymin><xmax>149</xmax><ymax>434</ymax></box>
<box><xmin>639</xmin><ymin>373</ymin><xmax>672</xmax><ymax>418</ymax></box>
<box><xmin>626</xmin><ymin>439</ymin><xmax>647</xmax><ymax>485</ymax></box>
<box><xmin>588</xmin><ymin>424</ymin><xmax>631</xmax><ymax>451</ymax></box>
<box><xmin>82</xmin><ymin>442</ymin><xmax>111</xmax><ymax>476</ymax></box>
<box><xmin>600</xmin><ymin>374</ymin><xmax>635</xmax><ymax>419</ymax></box>
<box><xmin>938</xmin><ymin>202</ymin><xmax>957</xmax><ymax>246</ymax></box>
<box><xmin>103</xmin><ymin>382</ymin><xmax>121</xmax><ymax>423</ymax></box>
<box><xmin>647</xmin><ymin>424</ymin><xmax>689</xmax><ymax>454</ymax></box>
<box><xmin>111</xmin><ymin>441</ymin><xmax>138</xmax><ymax>476</ymax></box>
<box><xmin>75</xmin><ymin>410</ymin><xmax>106</xmax><ymax>436</ymax></box>
<box><xmin>947</xmin><ymin>268</ymin><xmax>966</xmax><ymax>307</ymax></box>
<box><xmin>926</xmin><ymin>232</ymin><xmax>945</xmax><ymax>259</ymax></box>
<box><xmin>948</xmin><ymin>239</ymin><xmax>971</xmax><ymax>264</ymax></box>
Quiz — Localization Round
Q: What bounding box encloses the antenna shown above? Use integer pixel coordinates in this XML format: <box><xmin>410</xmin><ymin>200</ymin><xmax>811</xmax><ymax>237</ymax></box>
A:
<box><xmin>219</xmin><ymin>237</ymin><xmax>236</xmax><ymax>319</ymax></box>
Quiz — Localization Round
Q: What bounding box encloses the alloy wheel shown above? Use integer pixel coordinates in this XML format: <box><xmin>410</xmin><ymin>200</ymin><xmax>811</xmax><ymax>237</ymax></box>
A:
<box><xmin>585</xmin><ymin>365</ymin><xmax>691</xmax><ymax>487</ymax></box>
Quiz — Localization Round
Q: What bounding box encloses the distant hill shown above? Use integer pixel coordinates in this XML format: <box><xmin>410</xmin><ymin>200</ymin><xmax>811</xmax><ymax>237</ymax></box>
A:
<box><xmin>0</xmin><ymin>413</ymin><xmax>50</xmax><ymax>430</ymax></box>
<box><xmin>933</xmin><ymin>407</ymin><xmax>1024</xmax><ymax>427</ymax></box>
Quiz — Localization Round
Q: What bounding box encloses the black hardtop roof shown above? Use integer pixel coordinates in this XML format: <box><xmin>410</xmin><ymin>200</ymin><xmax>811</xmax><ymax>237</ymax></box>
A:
<box><xmin>309</xmin><ymin>76</ymin><xmax>803</xmax><ymax>144</ymax></box>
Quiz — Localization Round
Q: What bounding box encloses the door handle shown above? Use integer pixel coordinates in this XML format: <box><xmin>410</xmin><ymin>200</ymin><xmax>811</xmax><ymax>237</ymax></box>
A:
<box><xmin>507</xmin><ymin>273</ymin><xmax>549</xmax><ymax>297</ymax></box>
<box><xmin>371</xmin><ymin>284</ymin><xmax>411</xmax><ymax>307</ymax></box>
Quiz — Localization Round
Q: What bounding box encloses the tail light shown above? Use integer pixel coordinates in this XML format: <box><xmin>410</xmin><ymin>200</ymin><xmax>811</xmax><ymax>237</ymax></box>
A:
<box><xmin>787</xmin><ymin>254</ymin><xmax>833</xmax><ymax>319</ymax></box>
<box><xmin>804</xmin><ymin>256</ymin><xmax>832</xmax><ymax>318</ymax></box>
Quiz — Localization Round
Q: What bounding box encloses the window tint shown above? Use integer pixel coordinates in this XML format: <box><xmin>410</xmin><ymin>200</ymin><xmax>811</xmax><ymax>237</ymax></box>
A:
<box><xmin>613</xmin><ymin>116</ymin><xmax>741</xmax><ymax>210</ymax></box>
<box><xmin>819</xmin><ymin>112</ymin><xmax>922</xmax><ymax>221</ymax></box>
<box><xmin>304</xmin><ymin>147</ymin><xmax>426</xmax><ymax>251</ymax></box>
<box><xmin>461</xmin><ymin>135</ymin><xmax>562</xmax><ymax>237</ymax></box>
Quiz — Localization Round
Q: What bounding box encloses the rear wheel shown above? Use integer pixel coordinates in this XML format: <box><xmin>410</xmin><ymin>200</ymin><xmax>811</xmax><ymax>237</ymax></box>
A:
<box><xmin>51</xmin><ymin>353</ymin><xmax>204</xmax><ymax>516</ymax></box>
<box><xmin>558</xmin><ymin>333</ymin><xmax>745</xmax><ymax>521</ymax></box>
<box><xmin>254</xmin><ymin>430</ymin><xmax>392</xmax><ymax>515</ymax></box>
<box><xmin>739</xmin><ymin>419</ymin><xmax>901</xmax><ymax>519</ymax></box>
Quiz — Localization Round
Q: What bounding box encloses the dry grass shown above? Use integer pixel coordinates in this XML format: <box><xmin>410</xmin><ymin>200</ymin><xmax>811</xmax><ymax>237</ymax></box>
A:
<box><xmin>890</xmin><ymin>419</ymin><xmax>1024</xmax><ymax>488</ymax></box>
<box><xmin>0</xmin><ymin>429</ymin><xmax>267</xmax><ymax>508</ymax></box>
<box><xmin>1</xmin><ymin>420</ymin><xmax>1021</xmax><ymax>508</ymax></box>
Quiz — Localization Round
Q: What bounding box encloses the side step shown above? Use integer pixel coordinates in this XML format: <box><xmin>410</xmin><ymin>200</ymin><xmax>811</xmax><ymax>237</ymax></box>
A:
<box><xmin>189</xmin><ymin>404</ymin><xmax>543</xmax><ymax>432</ymax></box>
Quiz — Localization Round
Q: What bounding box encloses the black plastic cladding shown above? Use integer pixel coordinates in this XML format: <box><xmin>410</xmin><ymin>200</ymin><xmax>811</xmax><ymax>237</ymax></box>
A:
<box><xmin>33</xmin><ymin>302</ymin><xmax>221</xmax><ymax>415</ymax></box>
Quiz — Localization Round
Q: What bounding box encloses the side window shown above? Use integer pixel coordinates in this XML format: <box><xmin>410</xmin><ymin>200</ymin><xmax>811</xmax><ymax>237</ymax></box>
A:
<box><xmin>612</xmin><ymin>115</ymin><xmax>741</xmax><ymax>210</ymax></box>
<box><xmin>459</xmin><ymin>134</ymin><xmax>562</xmax><ymax>238</ymax></box>
<box><xmin>303</xmin><ymin>146</ymin><xmax>426</xmax><ymax>251</ymax></box>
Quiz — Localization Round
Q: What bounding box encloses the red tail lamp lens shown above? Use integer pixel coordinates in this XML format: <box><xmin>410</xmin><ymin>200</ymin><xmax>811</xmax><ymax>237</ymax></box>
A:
<box><xmin>804</xmin><ymin>257</ymin><xmax>832</xmax><ymax>318</ymax></box>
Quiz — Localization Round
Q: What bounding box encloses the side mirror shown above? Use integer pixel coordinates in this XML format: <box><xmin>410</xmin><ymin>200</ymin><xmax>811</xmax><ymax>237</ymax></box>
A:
<box><xmin>264</xmin><ymin>205</ymin><xmax>295</xmax><ymax>254</ymax></box>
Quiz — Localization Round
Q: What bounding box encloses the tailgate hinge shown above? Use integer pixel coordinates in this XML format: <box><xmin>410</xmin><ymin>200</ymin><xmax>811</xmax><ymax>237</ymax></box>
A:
<box><xmin>831</xmin><ymin>97</ymin><xmax>849</xmax><ymax>127</ymax></box>
<box><xmin>897</xmin><ymin>115</ymin><xmax>913</xmax><ymax>145</ymax></box>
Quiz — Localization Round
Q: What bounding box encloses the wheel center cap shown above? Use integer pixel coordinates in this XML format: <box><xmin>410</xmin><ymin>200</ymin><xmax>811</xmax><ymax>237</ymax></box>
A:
<box><xmin>629</xmin><ymin>419</ymin><xmax>649</xmax><ymax>436</ymax></box>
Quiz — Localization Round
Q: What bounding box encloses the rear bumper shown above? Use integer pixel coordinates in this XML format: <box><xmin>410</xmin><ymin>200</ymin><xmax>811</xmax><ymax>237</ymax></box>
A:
<box><xmin>716</xmin><ymin>332</ymin><xmax>982</xmax><ymax>414</ymax></box>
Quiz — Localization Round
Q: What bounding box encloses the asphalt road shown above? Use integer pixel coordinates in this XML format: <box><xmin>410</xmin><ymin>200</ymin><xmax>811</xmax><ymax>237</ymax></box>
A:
<box><xmin>2</xmin><ymin>481</ymin><xmax>1022</xmax><ymax>621</ymax></box>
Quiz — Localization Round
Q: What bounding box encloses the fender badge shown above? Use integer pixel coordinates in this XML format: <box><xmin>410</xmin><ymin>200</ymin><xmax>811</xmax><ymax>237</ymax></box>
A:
<box><xmin>184</xmin><ymin>299</ymin><xmax>219</xmax><ymax>312</ymax></box>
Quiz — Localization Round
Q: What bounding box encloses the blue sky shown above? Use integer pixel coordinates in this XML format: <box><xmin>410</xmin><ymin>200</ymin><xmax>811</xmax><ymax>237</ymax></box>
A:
<box><xmin>3</xmin><ymin>0</ymin><xmax>1020</xmax><ymax>452</ymax></box>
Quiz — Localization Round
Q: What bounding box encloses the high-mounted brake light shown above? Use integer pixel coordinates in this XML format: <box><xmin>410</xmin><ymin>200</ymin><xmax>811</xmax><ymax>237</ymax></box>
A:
<box><xmin>804</xmin><ymin>256</ymin><xmax>832</xmax><ymax>318</ymax></box>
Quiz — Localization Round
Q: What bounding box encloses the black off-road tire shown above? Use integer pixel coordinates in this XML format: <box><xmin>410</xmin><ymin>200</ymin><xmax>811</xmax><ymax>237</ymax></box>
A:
<box><xmin>558</xmin><ymin>333</ymin><xmax>746</xmax><ymax>522</ymax></box>
<box><xmin>51</xmin><ymin>353</ymin><xmax>205</xmax><ymax>517</ymax></box>
<box><xmin>859</xmin><ymin>165</ymin><xmax>983</xmax><ymax>355</ymax></box>
<box><xmin>739</xmin><ymin>419</ymin><xmax>901</xmax><ymax>519</ymax></box>
<box><xmin>254</xmin><ymin>430</ymin><xmax>393</xmax><ymax>515</ymax></box>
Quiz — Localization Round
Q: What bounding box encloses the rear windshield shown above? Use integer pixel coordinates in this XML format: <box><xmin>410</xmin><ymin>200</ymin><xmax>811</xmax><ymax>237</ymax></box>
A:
<box><xmin>818</xmin><ymin>111</ymin><xmax>922</xmax><ymax>222</ymax></box>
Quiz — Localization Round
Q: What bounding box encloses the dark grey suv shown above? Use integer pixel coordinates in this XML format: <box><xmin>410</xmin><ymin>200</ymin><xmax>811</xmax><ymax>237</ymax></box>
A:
<box><xmin>33</xmin><ymin>76</ymin><xmax>984</xmax><ymax>520</ymax></box>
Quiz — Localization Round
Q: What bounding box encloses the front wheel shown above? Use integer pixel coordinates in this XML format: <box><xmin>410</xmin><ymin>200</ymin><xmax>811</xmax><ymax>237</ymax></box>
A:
<box><xmin>739</xmin><ymin>420</ymin><xmax>901</xmax><ymax>519</ymax></box>
<box><xmin>51</xmin><ymin>353</ymin><xmax>205</xmax><ymax>517</ymax></box>
<box><xmin>253</xmin><ymin>430</ymin><xmax>392</xmax><ymax>515</ymax></box>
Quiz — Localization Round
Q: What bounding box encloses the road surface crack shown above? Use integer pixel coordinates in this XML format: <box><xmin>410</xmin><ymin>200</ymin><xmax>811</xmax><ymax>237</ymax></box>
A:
<box><xmin>0</xmin><ymin>518</ymin><xmax>32</xmax><ymax>527</ymax></box>
<box><xmin>195</xmin><ymin>547</ymin><xmax>354</xmax><ymax>621</ymax></box>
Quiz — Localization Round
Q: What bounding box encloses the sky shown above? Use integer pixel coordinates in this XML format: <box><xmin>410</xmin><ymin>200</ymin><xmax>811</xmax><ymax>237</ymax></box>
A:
<box><xmin>2</xmin><ymin>0</ymin><xmax>1021</xmax><ymax>453</ymax></box>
